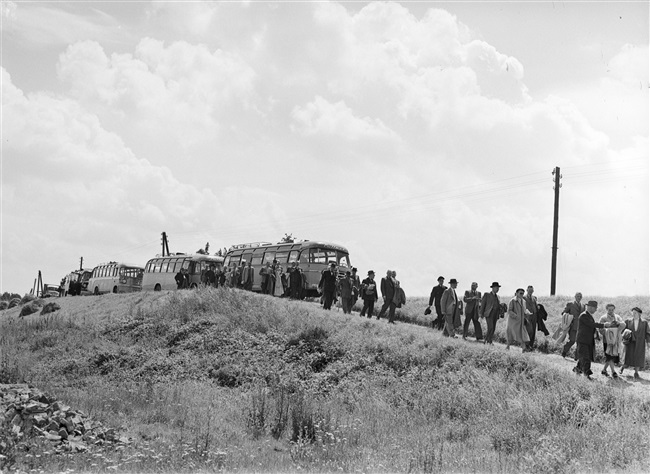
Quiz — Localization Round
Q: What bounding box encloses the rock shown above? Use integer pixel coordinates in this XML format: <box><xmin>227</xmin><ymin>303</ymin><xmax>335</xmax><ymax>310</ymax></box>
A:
<box><xmin>0</xmin><ymin>300</ymin><xmax>8</xmax><ymax>310</ymax></box>
<box><xmin>58</xmin><ymin>427</ymin><xmax>69</xmax><ymax>440</ymax></box>
<box><xmin>8</xmin><ymin>297</ymin><xmax>21</xmax><ymax>308</ymax></box>
<box><xmin>41</xmin><ymin>302</ymin><xmax>61</xmax><ymax>315</ymax></box>
<box><xmin>11</xmin><ymin>413</ymin><xmax>22</xmax><ymax>426</ymax></box>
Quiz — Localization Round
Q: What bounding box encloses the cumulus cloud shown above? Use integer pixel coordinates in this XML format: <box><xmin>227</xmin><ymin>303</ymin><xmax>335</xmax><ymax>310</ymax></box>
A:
<box><xmin>291</xmin><ymin>95</ymin><xmax>397</xmax><ymax>141</ymax></box>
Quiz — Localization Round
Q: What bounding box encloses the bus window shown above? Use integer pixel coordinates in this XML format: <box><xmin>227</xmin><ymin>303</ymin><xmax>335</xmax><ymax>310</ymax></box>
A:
<box><xmin>337</xmin><ymin>252</ymin><xmax>350</xmax><ymax>268</ymax></box>
<box><xmin>263</xmin><ymin>252</ymin><xmax>276</xmax><ymax>264</ymax></box>
<box><xmin>181</xmin><ymin>259</ymin><xmax>191</xmax><ymax>271</ymax></box>
<box><xmin>288</xmin><ymin>251</ymin><xmax>299</xmax><ymax>264</ymax></box>
<box><xmin>242</xmin><ymin>252</ymin><xmax>253</xmax><ymax>264</ymax></box>
<box><xmin>230</xmin><ymin>255</ymin><xmax>242</xmax><ymax>267</ymax></box>
<box><xmin>160</xmin><ymin>261</ymin><xmax>169</xmax><ymax>273</ymax></box>
<box><xmin>112</xmin><ymin>266</ymin><xmax>118</xmax><ymax>277</ymax></box>
<box><xmin>168</xmin><ymin>259</ymin><xmax>179</xmax><ymax>273</ymax></box>
<box><xmin>251</xmin><ymin>255</ymin><xmax>263</xmax><ymax>265</ymax></box>
<box><xmin>309</xmin><ymin>248</ymin><xmax>329</xmax><ymax>264</ymax></box>
<box><xmin>275</xmin><ymin>252</ymin><xmax>289</xmax><ymax>263</ymax></box>
<box><xmin>223</xmin><ymin>256</ymin><xmax>231</xmax><ymax>268</ymax></box>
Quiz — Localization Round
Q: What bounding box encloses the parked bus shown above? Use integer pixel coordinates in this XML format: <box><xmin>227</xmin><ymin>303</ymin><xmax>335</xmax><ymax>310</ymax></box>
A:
<box><xmin>63</xmin><ymin>269</ymin><xmax>93</xmax><ymax>296</ymax></box>
<box><xmin>88</xmin><ymin>262</ymin><xmax>144</xmax><ymax>295</ymax></box>
<box><xmin>222</xmin><ymin>240</ymin><xmax>351</xmax><ymax>296</ymax></box>
<box><xmin>141</xmin><ymin>253</ymin><xmax>224</xmax><ymax>291</ymax></box>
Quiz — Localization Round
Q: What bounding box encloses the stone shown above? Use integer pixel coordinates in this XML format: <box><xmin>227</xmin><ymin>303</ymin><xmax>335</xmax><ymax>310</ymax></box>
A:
<box><xmin>58</xmin><ymin>427</ymin><xmax>69</xmax><ymax>440</ymax></box>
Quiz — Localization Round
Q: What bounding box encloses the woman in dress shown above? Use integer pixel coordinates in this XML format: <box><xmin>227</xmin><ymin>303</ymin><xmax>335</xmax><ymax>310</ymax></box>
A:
<box><xmin>506</xmin><ymin>288</ymin><xmax>531</xmax><ymax>351</ymax></box>
<box><xmin>598</xmin><ymin>303</ymin><xmax>624</xmax><ymax>377</ymax></box>
<box><xmin>273</xmin><ymin>261</ymin><xmax>284</xmax><ymax>297</ymax></box>
<box><xmin>620</xmin><ymin>307</ymin><xmax>650</xmax><ymax>379</ymax></box>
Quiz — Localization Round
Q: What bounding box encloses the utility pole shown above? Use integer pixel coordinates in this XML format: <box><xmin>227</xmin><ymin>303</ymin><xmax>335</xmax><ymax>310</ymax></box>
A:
<box><xmin>161</xmin><ymin>232</ymin><xmax>170</xmax><ymax>257</ymax></box>
<box><xmin>79</xmin><ymin>257</ymin><xmax>84</xmax><ymax>271</ymax></box>
<box><xmin>550</xmin><ymin>167</ymin><xmax>562</xmax><ymax>296</ymax></box>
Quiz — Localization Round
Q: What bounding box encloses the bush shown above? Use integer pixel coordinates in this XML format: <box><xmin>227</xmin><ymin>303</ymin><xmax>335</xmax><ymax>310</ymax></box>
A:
<box><xmin>19</xmin><ymin>302</ymin><xmax>42</xmax><ymax>317</ymax></box>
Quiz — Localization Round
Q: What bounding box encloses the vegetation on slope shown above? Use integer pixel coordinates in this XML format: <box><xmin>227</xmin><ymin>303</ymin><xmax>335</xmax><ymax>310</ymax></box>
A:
<box><xmin>1</xmin><ymin>288</ymin><xmax>649</xmax><ymax>473</ymax></box>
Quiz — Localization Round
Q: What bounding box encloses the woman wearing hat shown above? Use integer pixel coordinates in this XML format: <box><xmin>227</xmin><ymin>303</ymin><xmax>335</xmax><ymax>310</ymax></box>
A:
<box><xmin>620</xmin><ymin>307</ymin><xmax>650</xmax><ymax>379</ymax></box>
<box><xmin>506</xmin><ymin>289</ymin><xmax>530</xmax><ymax>351</ymax></box>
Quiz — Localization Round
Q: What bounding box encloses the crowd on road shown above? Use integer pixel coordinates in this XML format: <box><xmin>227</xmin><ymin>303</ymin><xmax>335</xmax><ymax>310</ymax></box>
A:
<box><xmin>173</xmin><ymin>260</ymin><xmax>649</xmax><ymax>380</ymax></box>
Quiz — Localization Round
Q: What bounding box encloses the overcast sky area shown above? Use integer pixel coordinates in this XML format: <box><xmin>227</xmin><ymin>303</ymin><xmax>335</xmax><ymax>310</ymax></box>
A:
<box><xmin>1</xmin><ymin>1</ymin><xmax>648</xmax><ymax>298</ymax></box>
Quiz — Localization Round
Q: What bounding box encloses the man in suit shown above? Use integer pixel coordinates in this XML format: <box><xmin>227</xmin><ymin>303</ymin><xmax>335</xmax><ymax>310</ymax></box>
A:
<box><xmin>441</xmin><ymin>278</ymin><xmax>460</xmax><ymax>337</ymax></box>
<box><xmin>337</xmin><ymin>271</ymin><xmax>354</xmax><ymax>314</ymax></box>
<box><xmin>463</xmin><ymin>282</ymin><xmax>483</xmax><ymax>341</ymax></box>
<box><xmin>480</xmin><ymin>282</ymin><xmax>501</xmax><ymax>344</ymax></box>
<box><xmin>377</xmin><ymin>270</ymin><xmax>396</xmax><ymax>323</ymax></box>
<box><xmin>360</xmin><ymin>270</ymin><xmax>379</xmax><ymax>318</ymax></box>
<box><xmin>241</xmin><ymin>261</ymin><xmax>254</xmax><ymax>291</ymax></box>
<box><xmin>562</xmin><ymin>292</ymin><xmax>584</xmax><ymax>359</ymax></box>
<box><xmin>427</xmin><ymin>276</ymin><xmax>447</xmax><ymax>330</ymax></box>
<box><xmin>523</xmin><ymin>285</ymin><xmax>539</xmax><ymax>351</ymax></box>
<box><xmin>573</xmin><ymin>300</ymin><xmax>614</xmax><ymax>379</ymax></box>
<box><xmin>318</xmin><ymin>262</ymin><xmax>338</xmax><ymax>310</ymax></box>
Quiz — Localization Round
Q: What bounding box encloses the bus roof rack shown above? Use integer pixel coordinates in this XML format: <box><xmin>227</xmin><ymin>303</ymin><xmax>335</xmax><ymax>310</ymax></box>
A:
<box><xmin>229</xmin><ymin>242</ymin><xmax>273</xmax><ymax>250</ymax></box>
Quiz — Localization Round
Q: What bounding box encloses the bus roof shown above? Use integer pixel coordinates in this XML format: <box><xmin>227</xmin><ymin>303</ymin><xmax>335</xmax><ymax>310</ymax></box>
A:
<box><xmin>227</xmin><ymin>240</ymin><xmax>349</xmax><ymax>253</ymax></box>
<box><xmin>145</xmin><ymin>253</ymin><xmax>224</xmax><ymax>263</ymax></box>
<box><xmin>94</xmin><ymin>262</ymin><xmax>144</xmax><ymax>270</ymax></box>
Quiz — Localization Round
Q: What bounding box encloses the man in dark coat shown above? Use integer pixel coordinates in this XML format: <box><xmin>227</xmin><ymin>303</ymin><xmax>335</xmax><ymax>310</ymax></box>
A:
<box><xmin>573</xmin><ymin>300</ymin><xmax>612</xmax><ymax>379</ymax></box>
<box><xmin>337</xmin><ymin>271</ymin><xmax>354</xmax><ymax>314</ymax></box>
<box><xmin>427</xmin><ymin>276</ymin><xmax>447</xmax><ymax>330</ymax></box>
<box><xmin>287</xmin><ymin>262</ymin><xmax>303</xmax><ymax>299</ymax></box>
<box><xmin>318</xmin><ymin>262</ymin><xmax>338</xmax><ymax>310</ymax></box>
<box><xmin>562</xmin><ymin>292</ymin><xmax>584</xmax><ymax>359</ymax></box>
<box><xmin>204</xmin><ymin>264</ymin><xmax>217</xmax><ymax>288</ymax></box>
<box><xmin>480</xmin><ymin>282</ymin><xmax>501</xmax><ymax>344</ymax></box>
<box><xmin>377</xmin><ymin>270</ymin><xmax>396</xmax><ymax>322</ymax></box>
<box><xmin>463</xmin><ymin>281</ymin><xmax>483</xmax><ymax>341</ymax></box>
<box><xmin>360</xmin><ymin>270</ymin><xmax>378</xmax><ymax>318</ymax></box>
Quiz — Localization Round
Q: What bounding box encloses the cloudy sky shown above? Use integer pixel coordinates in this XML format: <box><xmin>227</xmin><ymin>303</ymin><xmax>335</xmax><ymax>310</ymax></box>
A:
<box><xmin>1</xmin><ymin>1</ymin><xmax>648</xmax><ymax>298</ymax></box>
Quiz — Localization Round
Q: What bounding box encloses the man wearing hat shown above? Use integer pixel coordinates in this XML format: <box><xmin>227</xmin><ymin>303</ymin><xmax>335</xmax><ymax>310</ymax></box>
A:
<box><xmin>441</xmin><ymin>279</ymin><xmax>461</xmax><ymax>337</ymax></box>
<box><xmin>337</xmin><ymin>271</ymin><xmax>354</xmax><ymax>314</ymax></box>
<box><xmin>318</xmin><ymin>262</ymin><xmax>339</xmax><ymax>310</ymax></box>
<box><xmin>377</xmin><ymin>270</ymin><xmax>397</xmax><ymax>322</ymax></box>
<box><xmin>350</xmin><ymin>267</ymin><xmax>361</xmax><ymax>308</ymax></box>
<box><xmin>427</xmin><ymin>276</ymin><xmax>447</xmax><ymax>330</ymax></box>
<box><xmin>360</xmin><ymin>270</ymin><xmax>378</xmax><ymax>318</ymax></box>
<box><xmin>480</xmin><ymin>282</ymin><xmax>502</xmax><ymax>344</ymax></box>
<box><xmin>574</xmin><ymin>300</ymin><xmax>615</xmax><ymax>379</ymax></box>
<box><xmin>562</xmin><ymin>292</ymin><xmax>584</xmax><ymax>359</ymax></box>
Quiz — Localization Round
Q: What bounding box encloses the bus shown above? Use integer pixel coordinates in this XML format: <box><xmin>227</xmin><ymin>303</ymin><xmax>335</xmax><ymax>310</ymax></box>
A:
<box><xmin>141</xmin><ymin>253</ymin><xmax>224</xmax><ymax>291</ymax></box>
<box><xmin>88</xmin><ymin>262</ymin><xmax>144</xmax><ymax>295</ymax></box>
<box><xmin>222</xmin><ymin>240</ymin><xmax>351</xmax><ymax>296</ymax></box>
<box><xmin>63</xmin><ymin>269</ymin><xmax>93</xmax><ymax>296</ymax></box>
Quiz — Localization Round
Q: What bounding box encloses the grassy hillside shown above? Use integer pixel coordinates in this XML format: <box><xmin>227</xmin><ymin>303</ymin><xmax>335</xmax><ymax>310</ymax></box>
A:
<box><xmin>1</xmin><ymin>289</ymin><xmax>650</xmax><ymax>473</ymax></box>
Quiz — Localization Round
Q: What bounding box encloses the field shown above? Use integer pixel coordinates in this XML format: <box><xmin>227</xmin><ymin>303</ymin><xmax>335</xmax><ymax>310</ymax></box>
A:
<box><xmin>1</xmin><ymin>288</ymin><xmax>650</xmax><ymax>473</ymax></box>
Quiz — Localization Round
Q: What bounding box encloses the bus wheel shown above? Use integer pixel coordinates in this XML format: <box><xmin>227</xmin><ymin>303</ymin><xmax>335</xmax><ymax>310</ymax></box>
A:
<box><xmin>94</xmin><ymin>287</ymin><xmax>99</xmax><ymax>295</ymax></box>
<box><xmin>190</xmin><ymin>283</ymin><xmax>198</xmax><ymax>289</ymax></box>
<box><xmin>154</xmin><ymin>284</ymin><xmax>161</xmax><ymax>292</ymax></box>
<box><xmin>112</xmin><ymin>286</ymin><xmax>118</xmax><ymax>294</ymax></box>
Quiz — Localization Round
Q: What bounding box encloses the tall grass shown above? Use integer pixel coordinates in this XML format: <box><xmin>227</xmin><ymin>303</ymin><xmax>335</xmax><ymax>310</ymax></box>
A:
<box><xmin>1</xmin><ymin>288</ymin><xmax>649</xmax><ymax>473</ymax></box>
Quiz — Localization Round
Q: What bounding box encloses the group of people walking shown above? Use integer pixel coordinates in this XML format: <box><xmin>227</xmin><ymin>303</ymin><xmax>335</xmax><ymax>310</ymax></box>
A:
<box><xmin>317</xmin><ymin>266</ymin><xmax>406</xmax><ymax>324</ymax></box>
<box><xmin>554</xmin><ymin>292</ymin><xmax>650</xmax><ymax>379</ymax></box>
<box><xmin>426</xmin><ymin>277</ymin><xmax>549</xmax><ymax>348</ymax></box>
<box><xmin>423</xmin><ymin>278</ymin><xmax>649</xmax><ymax>380</ymax></box>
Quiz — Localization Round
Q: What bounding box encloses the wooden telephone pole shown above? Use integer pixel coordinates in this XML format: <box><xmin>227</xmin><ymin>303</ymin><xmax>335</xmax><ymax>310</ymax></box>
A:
<box><xmin>161</xmin><ymin>232</ymin><xmax>170</xmax><ymax>257</ymax></box>
<box><xmin>550</xmin><ymin>167</ymin><xmax>562</xmax><ymax>296</ymax></box>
